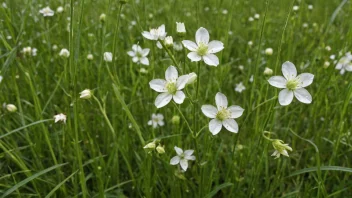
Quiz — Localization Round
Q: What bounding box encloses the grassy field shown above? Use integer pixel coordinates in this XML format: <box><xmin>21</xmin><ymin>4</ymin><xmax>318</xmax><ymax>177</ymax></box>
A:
<box><xmin>1</xmin><ymin>0</ymin><xmax>352</xmax><ymax>197</ymax></box>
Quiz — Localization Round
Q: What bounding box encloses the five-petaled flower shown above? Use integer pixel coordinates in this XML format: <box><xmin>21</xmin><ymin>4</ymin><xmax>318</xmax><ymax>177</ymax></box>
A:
<box><xmin>201</xmin><ymin>92</ymin><xmax>244</xmax><ymax>135</ymax></box>
<box><xmin>182</xmin><ymin>27</ymin><xmax>224</xmax><ymax>66</ymax></box>
<box><xmin>127</xmin><ymin>44</ymin><xmax>150</xmax><ymax>66</ymax></box>
<box><xmin>335</xmin><ymin>52</ymin><xmax>352</xmax><ymax>75</ymax></box>
<box><xmin>268</xmin><ymin>61</ymin><xmax>314</xmax><ymax>106</ymax></box>
<box><xmin>142</xmin><ymin>24</ymin><xmax>167</xmax><ymax>41</ymax></box>
<box><xmin>170</xmin><ymin>146</ymin><xmax>196</xmax><ymax>171</ymax></box>
<box><xmin>149</xmin><ymin>66</ymin><xmax>189</xmax><ymax>108</ymax></box>
<box><xmin>147</xmin><ymin>113</ymin><xmax>164</xmax><ymax>128</ymax></box>
<box><xmin>39</xmin><ymin>6</ymin><xmax>54</xmax><ymax>17</ymax></box>
<box><xmin>54</xmin><ymin>113</ymin><xmax>67</xmax><ymax>123</ymax></box>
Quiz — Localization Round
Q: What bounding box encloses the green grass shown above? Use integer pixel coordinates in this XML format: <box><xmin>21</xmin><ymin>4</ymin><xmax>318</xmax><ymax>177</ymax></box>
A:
<box><xmin>0</xmin><ymin>0</ymin><xmax>351</xmax><ymax>197</ymax></box>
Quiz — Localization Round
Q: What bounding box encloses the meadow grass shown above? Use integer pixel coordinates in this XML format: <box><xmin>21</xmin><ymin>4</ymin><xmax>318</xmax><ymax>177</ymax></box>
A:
<box><xmin>0</xmin><ymin>0</ymin><xmax>352</xmax><ymax>197</ymax></box>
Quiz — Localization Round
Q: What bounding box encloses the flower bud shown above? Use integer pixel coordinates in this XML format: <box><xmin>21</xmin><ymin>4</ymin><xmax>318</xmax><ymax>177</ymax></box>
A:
<box><xmin>87</xmin><ymin>54</ymin><xmax>93</xmax><ymax>60</ymax></box>
<box><xmin>176</xmin><ymin>22</ymin><xmax>186</xmax><ymax>36</ymax></box>
<box><xmin>165</xmin><ymin>36</ymin><xmax>173</xmax><ymax>47</ymax></box>
<box><xmin>271</xmin><ymin>139</ymin><xmax>292</xmax><ymax>159</ymax></box>
<box><xmin>57</xmin><ymin>6</ymin><xmax>64</xmax><ymax>13</ymax></box>
<box><xmin>6</xmin><ymin>104</ymin><xmax>17</xmax><ymax>112</ymax></box>
<box><xmin>156</xmin><ymin>144</ymin><xmax>165</xmax><ymax>154</ymax></box>
<box><xmin>143</xmin><ymin>142</ymin><xmax>156</xmax><ymax>149</ymax></box>
<box><xmin>79</xmin><ymin>89</ymin><xmax>92</xmax><ymax>99</ymax></box>
<box><xmin>263</xmin><ymin>67</ymin><xmax>273</xmax><ymax>76</ymax></box>
<box><xmin>104</xmin><ymin>52</ymin><xmax>113</xmax><ymax>62</ymax></box>
<box><xmin>323</xmin><ymin>61</ymin><xmax>330</xmax><ymax>68</ymax></box>
<box><xmin>99</xmin><ymin>13</ymin><xmax>106</xmax><ymax>22</ymax></box>
<box><xmin>171</xmin><ymin>115</ymin><xmax>180</xmax><ymax>125</ymax></box>
<box><xmin>59</xmin><ymin>48</ymin><xmax>70</xmax><ymax>58</ymax></box>
<box><xmin>265</xmin><ymin>48</ymin><xmax>273</xmax><ymax>55</ymax></box>
<box><xmin>186</xmin><ymin>72</ymin><xmax>197</xmax><ymax>85</ymax></box>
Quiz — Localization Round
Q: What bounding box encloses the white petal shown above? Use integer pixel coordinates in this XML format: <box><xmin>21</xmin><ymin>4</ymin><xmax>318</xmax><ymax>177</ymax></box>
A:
<box><xmin>158</xmin><ymin>24</ymin><xmax>166</xmax><ymax>37</ymax></box>
<box><xmin>156</xmin><ymin>41</ymin><xmax>162</xmax><ymax>49</ymax></box>
<box><xmin>346</xmin><ymin>64</ymin><xmax>352</xmax><ymax>71</ymax></box>
<box><xmin>176</xmin><ymin>75</ymin><xmax>189</xmax><ymax>90</ymax></box>
<box><xmin>142</xmin><ymin>31</ymin><xmax>155</xmax><ymax>40</ymax></box>
<box><xmin>207</xmin><ymin>40</ymin><xmax>224</xmax><ymax>53</ymax></box>
<box><xmin>335</xmin><ymin>63</ymin><xmax>343</xmax><ymax>70</ymax></box>
<box><xmin>196</xmin><ymin>27</ymin><xmax>210</xmax><ymax>45</ymax></box>
<box><xmin>173</xmin><ymin>91</ymin><xmax>185</xmax><ymax>104</ymax></box>
<box><xmin>294</xmin><ymin>88</ymin><xmax>312</xmax><ymax>104</ymax></box>
<box><xmin>268</xmin><ymin>76</ymin><xmax>287</xmax><ymax>88</ymax></box>
<box><xmin>184</xmin><ymin>150</ymin><xmax>194</xmax><ymax>156</ymax></box>
<box><xmin>149</xmin><ymin>79</ymin><xmax>167</xmax><ymax>92</ymax></box>
<box><xmin>185</xmin><ymin>155</ymin><xmax>196</xmax><ymax>161</ymax></box>
<box><xmin>278</xmin><ymin>89</ymin><xmax>294</xmax><ymax>106</ymax></box>
<box><xmin>180</xmin><ymin>159</ymin><xmax>189</xmax><ymax>171</ymax></box>
<box><xmin>174</xmin><ymin>146</ymin><xmax>183</xmax><ymax>155</ymax></box>
<box><xmin>227</xmin><ymin>105</ymin><xmax>244</xmax><ymax>119</ymax></box>
<box><xmin>158</xmin><ymin>121</ymin><xmax>164</xmax><ymax>126</ymax></box>
<box><xmin>203</xmin><ymin>54</ymin><xmax>219</xmax><ymax>66</ymax></box>
<box><xmin>209</xmin><ymin>119</ymin><xmax>222</xmax><ymax>135</ymax></box>
<box><xmin>165</xmin><ymin>66</ymin><xmax>178</xmax><ymax>81</ymax></box>
<box><xmin>132</xmin><ymin>57</ymin><xmax>139</xmax><ymax>63</ymax></box>
<box><xmin>182</xmin><ymin>40</ymin><xmax>198</xmax><ymax>51</ymax></box>
<box><xmin>222</xmin><ymin>119</ymin><xmax>239</xmax><ymax>133</ymax></box>
<box><xmin>141</xmin><ymin>48</ymin><xmax>150</xmax><ymax>56</ymax></box>
<box><xmin>201</xmin><ymin>105</ymin><xmax>218</xmax><ymax>118</ymax></box>
<box><xmin>127</xmin><ymin>51</ymin><xmax>135</xmax><ymax>57</ymax></box>
<box><xmin>155</xmin><ymin>93</ymin><xmax>172</xmax><ymax>108</ymax></box>
<box><xmin>132</xmin><ymin>44</ymin><xmax>138</xmax><ymax>52</ymax></box>
<box><xmin>147</xmin><ymin>120</ymin><xmax>152</xmax><ymax>125</ymax></box>
<box><xmin>170</xmin><ymin>156</ymin><xmax>180</xmax><ymax>165</ymax></box>
<box><xmin>282</xmin><ymin>61</ymin><xmax>297</xmax><ymax>80</ymax></box>
<box><xmin>156</xmin><ymin>113</ymin><xmax>164</xmax><ymax>119</ymax></box>
<box><xmin>140</xmin><ymin>57</ymin><xmax>149</xmax><ymax>65</ymax></box>
<box><xmin>296</xmin><ymin>73</ymin><xmax>314</xmax><ymax>88</ymax></box>
<box><xmin>187</xmin><ymin>52</ymin><xmax>201</xmax><ymax>62</ymax></box>
<box><xmin>215</xmin><ymin>92</ymin><xmax>228</xmax><ymax>109</ymax></box>
<box><xmin>281</xmin><ymin>150</ymin><xmax>289</xmax><ymax>157</ymax></box>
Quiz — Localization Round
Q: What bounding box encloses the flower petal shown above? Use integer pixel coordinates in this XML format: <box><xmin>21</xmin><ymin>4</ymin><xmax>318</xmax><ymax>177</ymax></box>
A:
<box><xmin>222</xmin><ymin>119</ymin><xmax>239</xmax><ymax>133</ymax></box>
<box><xmin>165</xmin><ymin>66</ymin><xmax>178</xmax><ymax>81</ymax></box>
<box><xmin>174</xmin><ymin>146</ymin><xmax>183</xmax><ymax>155</ymax></box>
<box><xmin>170</xmin><ymin>156</ymin><xmax>180</xmax><ymax>165</ymax></box>
<box><xmin>278</xmin><ymin>89</ymin><xmax>294</xmax><ymax>106</ymax></box>
<box><xmin>140</xmin><ymin>57</ymin><xmax>149</xmax><ymax>65</ymax></box>
<box><xmin>196</xmin><ymin>27</ymin><xmax>210</xmax><ymax>45</ymax></box>
<box><xmin>296</xmin><ymin>73</ymin><xmax>314</xmax><ymax>88</ymax></box>
<box><xmin>155</xmin><ymin>93</ymin><xmax>172</xmax><ymax>108</ymax></box>
<box><xmin>184</xmin><ymin>150</ymin><xmax>194</xmax><ymax>156</ymax></box>
<box><xmin>294</xmin><ymin>88</ymin><xmax>312</xmax><ymax>104</ymax></box>
<box><xmin>185</xmin><ymin>155</ymin><xmax>196</xmax><ymax>161</ymax></box>
<box><xmin>176</xmin><ymin>75</ymin><xmax>189</xmax><ymax>90</ymax></box>
<box><xmin>268</xmin><ymin>76</ymin><xmax>287</xmax><ymax>88</ymax></box>
<box><xmin>182</xmin><ymin>40</ymin><xmax>198</xmax><ymax>51</ymax></box>
<box><xmin>149</xmin><ymin>79</ymin><xmax>167</xmax><ymax>92</ymax></box>
<box><xmin>227</xmin><ymin>105</ymin><xmax>244</xmax><ymax>119</ymax></box>
<box><xmin>346</xmin><ymin>64</ymin><xmax>352</xmax><ymax>71</ymax></box>
<box><xmin>282</xmin><ymin>61</ymin><xmax>297</xmax><ymax>80</ymax></box>
<box><xmin>142</xmin><ymin>31</ymin><xmax>155</xmax><ymax>40</ymax></box>
<box><xmin>203</xmin><ymin>54</ymin><xmax>219</xmax><ymax>66</ymax></box>
<box><xmin>209</xmin><ymin>119</ymin><xmax>222</xmax><ymax>135</ymax></box>
<box><xmin>141</xmin><ymin>48</ymin><xmax>150</xmax><ymax>56</ymax></box>
<box><xmin>201</xmin><ymin>105</ymin><xmax>218</xmax><ymax>118</ymax></box>
<box><xmin>132</xmin><ymin>44</ymin><xmax>138</xmax><ymax>52</ymax></box>
<box><xmin>180</xmin><ymin>159</ymin><xmax>188</xmax><ymax>171</ymax></box>
<box><xmin>215</xmin><ymin>92</ymin><xmax>228</xmax><ymax>109</ymax></box>
<box><xmin>132</xmin><ymin>57</ymin><xmax>139</xmax><ymax>63</ymax></box>
<box><xmin>187</xmin><ymin>52</ymin><xmax>202</xmax><ymax>62</ymax></box>
<box><xmin>127</xmin><ymin>51</ymin><xmax>135</xmax><ymax>57</ymax></box>
<box><xmin>173</xmin><ymin>91</ymin><xmax>185</xmax><ymax>104</ymax></box>
<box><xmin>207</xmin><ymin>40</ymin><xmax>224</xmax><ymax>53</ymax></box>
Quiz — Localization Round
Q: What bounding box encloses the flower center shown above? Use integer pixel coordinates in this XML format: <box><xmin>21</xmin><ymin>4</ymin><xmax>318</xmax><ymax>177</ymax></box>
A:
<box><xmin>216</xmin><ymin>108</ymin><xmax>230</xmax><ymax>121</ymax></box>
<box><xmin>286</xmin><ymin>79</ymin><xmax>299</xmax><ymax>90</ymax></box>
<box><xmin>166</xmin><ymin>82</ymin><xmax>177</xmax><ymax>94</ymax></box>
<box><xmin>197</xmin><ymin>42</ymin><xmax>208</xmax><ymax>56</ymax></box>
<box><xmin>136</xmin><ymin>52</ymin><xmax>142</xmax><ymax>58</ymax></box>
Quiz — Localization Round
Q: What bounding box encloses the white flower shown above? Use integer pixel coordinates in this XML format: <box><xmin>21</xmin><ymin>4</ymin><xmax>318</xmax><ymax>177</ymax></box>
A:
<box><xmin>201</xmin><ymin>92</ymin><xmax>244</xmax><ymax>135</ymax></box>
<box><xmin>325</xmin><ymin>46</ymin><xmax>331</xmax><ymax>51</ymax></box>
<box><xmin>271</xmin><ymin>139</ymin><xmax>293</xmax><ymax>159</ymax></box>
<box><xmin>59</xmin><ymin>48</ymin><xmax>70</xmax><ymax>58</ymax></box>
<box><xmin>39</xmin><ymin>6</ymin><xmax>54</xmax><ymax>17</ymax></box>
<box><xmin>170</xmin><ymin>146</ymin><xmax>196</xmax><ymax>171</ymax></box>
<box><xmin>268</xmin><ymin>61</ymin><xmax>314</xmax><ymax>106</ymax></box>
<box><xmin>265</xmin><ymin>48</ymin><xmax>273</xmax><ymax>55</ymax></box>
<box><xmin>293</xmin><ymin>5</ymin><xmax>299</xmax><ymax>11</ymax></box>
<box><xmin>176</xmin><ymin>22</ymin><xmax>186</xmax><ymax>34</ymax></box>
<box><xmin>222</xmin><ymin>9</ymin><xmax>228</xmax><ymax>15</ymax></box>
<box><xmin>52</xmin><ymin>45</ymin><xmax>58</xmax><ymax>51</ymax></box>
<box><xmin>182</xmin><ymin>27</ymin><xmax>224</xmax><ymax>66</ymax></box>
<box><xmin>248</xmin><ymin>17</ymin><xmax>254</xmax><ymax>22</ymax></box>
<box><xmin>254</xmin><ymin>13</ymin><xmax>260</xmax><ymax>19</ymax></box>
<box><xmin>335</xmin><ymin>52</ymin><xmax>352</xmax><ymax>75</ymax></box>
<box><xmin>127</xmin><ymin>44</ymin><xmax>150</xmax><ymax>65</ymax></box>
<box><xmin>248</xmin><ymin>41</ymin><xmax>253</xmax><ymax>46</ymax></box>
<box><xmin>186</xmin><ymin>72</ymin><xmax>197</xmax><ymax>85</ymax></box>
<box><xmin>147</xmin><ymin>113</ymin><xmax>164</xmax><ymax>128</ymax></box>
<box><xmin>308</xmin><ymin>5</ymin><xmax>313</xmax><ymax>10</ymax></box>
<box><xmin>165</xmin><ymin>36</ymin><xmax>173</xmax><ymax>47</ymax></box>
<box><xmin>21</xmin><ymin>47</ymin><xmax>37</xmax><ymax>56</ymax></box>
<box><xmin>79</xmin><ymin>89</ymin><xmax>92</xmax><ymax>99</ymax></box>
<box><xmin>54</xmin><ymin>113</ymin><xmax>66</xmax><ymax>123</ymax></box>
<box><xmin>87</xmin><ymin>54</ymin><xmax>93</xmax><ymax>60</ymax></box>
<box><xmin>104</xmin><ymin>52</ymin><xmax>113</xmax><ymax>62</ymax></box>
<box><xmin>142</xmin><ymin>24</ymin><xmax>167</xmax><ymax>40</ymax></box>
<box><xmin>235</xmin><ymin>82</ymin><xmax>246</xmax><ymax>93</ymax></box>
<box><xmin>57</xmin><ymin>6</ymin><xmax>64</xmax><ymax>13</ymax></box>
<box><xmin>149</xmin><ymin>66</ymin><xmax>189</xmax><ymax>108</ymax></box>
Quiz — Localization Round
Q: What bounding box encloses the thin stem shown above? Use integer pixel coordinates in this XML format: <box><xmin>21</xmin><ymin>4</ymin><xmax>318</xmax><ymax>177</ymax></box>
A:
<box><xmin>159</xmin><ymin>40</ymin><xmax>181</xmax><ymax>70</ymax></box>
